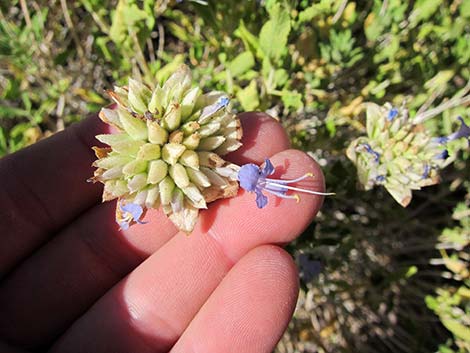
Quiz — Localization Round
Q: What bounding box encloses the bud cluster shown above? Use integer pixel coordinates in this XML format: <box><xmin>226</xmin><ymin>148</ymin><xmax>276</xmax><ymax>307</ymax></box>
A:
<box><xmin>90</xmin><ymin>65</ymin><xmax>242</xmax><ymax>232</ymax></box>
<box><xmin>347</xmin><ymin>103</ymin><xmax>450</xmax><ymax>206</ymax></box>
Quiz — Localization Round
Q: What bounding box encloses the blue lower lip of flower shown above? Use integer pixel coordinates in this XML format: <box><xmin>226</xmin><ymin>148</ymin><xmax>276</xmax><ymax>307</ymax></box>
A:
<box><xmin>434</xmin><ymin>117</ymin><xmax>470</xmax><ymax>144</ymax></box>
<box><xmin>447</xmin><ymin>116</ymin><xmax>470</xmax><ymax>141</ymax></box>
<box><xmin>362</xmin><ymin>144</ymin><xmax>380</xmax><ymax>162</ymax></box>
<box><xmin>432</xmin><ymin>136</ymin><xmax>449</xmax><ymax>144</ymax></box>
<box><xmin>387</xmin><ymin>108</ymin><xmax>399</xmax><ymax>121</ymax></box>
<box><xmin>434</xmin><ymin>150</ymin><xmax>449</xmax><ymax>160</ymax></box>
<box><xmin>118</xmin><ymin>202</ymin><xmax>147</xmax><ymax>229</ymax></box>
<box><xmin>376</xmin><ymin>175</ymin><xmax>386</xmax><ymax>182</ymax></box>
<box><xmin>421</xmin><ymin>165</ymin><xmax>431</xmax><ymax>179</ymax></box>
<box><xmin>200</xmin><ymin>96</ymin><xmax>230</xmax><ymax>120</ymax></box>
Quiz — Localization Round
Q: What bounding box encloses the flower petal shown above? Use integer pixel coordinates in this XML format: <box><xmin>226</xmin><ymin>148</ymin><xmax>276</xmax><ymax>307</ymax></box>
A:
<box><xmin>121</xmin><ymin>202</ymin><xmax>144</xmax><ymax>221</ymax></box>
<box><xmin>261</xmin><ymin>158</ymin><xmax>275</xmax><ymax>177</ymax></box>
<box><xmin>387</xmin><ymin>108</ymin><xmax>399</xmax><ymax>121</ymax></box>
<box><xmin>255</xmin><ymin>189</ymin><xmax>268</xmax><ymax>209</ymax></box>
<box><xmin>238</xmin><ymin>163</ymin><xmax>260</xmax><ymax>192</ymax></box>
<box><xmin>450</xmin><ymin>116</ymin><xmax>470</xmax><ymax>140</ymax></box>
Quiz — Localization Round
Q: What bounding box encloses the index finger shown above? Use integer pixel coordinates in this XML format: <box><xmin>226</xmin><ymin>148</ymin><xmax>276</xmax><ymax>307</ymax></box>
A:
<box><xmin>0</xmin><ymin>114</ymin><xmax>108</xmax><ymax>276</ymax></box>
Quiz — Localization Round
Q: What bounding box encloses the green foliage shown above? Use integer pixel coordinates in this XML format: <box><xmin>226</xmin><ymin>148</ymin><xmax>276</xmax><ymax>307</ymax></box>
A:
<box><xmin>259</xmin><ymin>3</ymin><xmax>291</xmax><ymax>62</ymax></box>
<box><xmin>426</xmin><ymin>196</ymin><xmax>470</xmax><ymax>353</ymax></box>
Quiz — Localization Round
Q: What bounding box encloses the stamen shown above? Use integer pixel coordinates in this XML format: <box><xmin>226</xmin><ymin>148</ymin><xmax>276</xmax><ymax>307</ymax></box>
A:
<box><xmin>264</xmin><ymin>188</ymin><xmax>300</xmax><ymax>201</ymax></box>
<box><xmin>265</xmin><ymin>172</ymin><xmax>314</xmax><ymax>184</ymax></box>
<box><xmin>265</xmin><ymin>182</ymin><xmax>335</xmax><ymax>196</ymax></box>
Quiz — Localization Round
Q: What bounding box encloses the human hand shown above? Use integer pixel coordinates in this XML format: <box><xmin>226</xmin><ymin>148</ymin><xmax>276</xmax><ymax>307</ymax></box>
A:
<box><xmin>0</xmin><ymin>112</ymin><xmax>324</xmax><ymax>353</ymax></box>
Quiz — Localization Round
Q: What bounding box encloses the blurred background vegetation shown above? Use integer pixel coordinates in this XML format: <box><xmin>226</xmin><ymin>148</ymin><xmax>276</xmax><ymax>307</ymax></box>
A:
<box><xmin>1</xmin><ymin>0</ymin><xmax>469</xmax><ymax>352</ymax></box>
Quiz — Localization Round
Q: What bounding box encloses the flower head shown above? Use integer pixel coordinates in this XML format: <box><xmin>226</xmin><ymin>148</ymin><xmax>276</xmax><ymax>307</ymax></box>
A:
<box><xmin>347</xmin><ymin>103</ymin><xmax>450</xmax><ymax>207</ymax></box>
<box><xmin>238</xmin><ymin>158</ymin><xmax>333</xmax><ymax>208</ymax></box>
<box><xmin>90</xmin><ymin>65</ymin><xmax>242</xmax><ymax>233</ymax></box>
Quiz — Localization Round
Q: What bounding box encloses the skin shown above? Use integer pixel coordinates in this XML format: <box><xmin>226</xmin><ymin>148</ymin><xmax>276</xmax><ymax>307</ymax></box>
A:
<box><xmin>0</xmin><ymin>112</ymin><xmax>324</xmax><ymax>353</ymax></box>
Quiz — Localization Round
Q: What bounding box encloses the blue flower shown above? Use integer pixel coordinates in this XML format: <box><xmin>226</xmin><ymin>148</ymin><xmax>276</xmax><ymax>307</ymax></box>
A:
<box><xmin>238</xmin><ymin>158</ymin><xmax>333</xmax><ymax>208</ymax></box>
<box><xmin>434</xmin><ymin>150</ymin><xmax>449</xmax><ymax>160</ymax></box>
<box><xmin>421</xmin><ymin>164</ymin><xmax>431</xmax><ymax>179</ymax></box>
<box><xmin>199</xmin><ymin>96</ymin><xmax>230</xmax><ymax>121</ymax></box>
<box><xmin>117</xmin><ymin>202</ymin><xmax>147</xmax><ymax>230</ymax></box>
<box><xmin>298</xmin><ymin>254</ymin><xmax>322</xmax><ymax>282</ymax></box>
<box><xmin>448</xmin><ymin>117</ymin><xmax>470</xmax><ymax>141</ymax></box>
<box><xmin>434</xmin><ymin>117</ymin><xmax>470</xmax><ymax>144</ymax></box>
<box><xmin>376</xmin><ymin>175</ymin><xmax>386</xmax><ymax>182</ymax></box>
<box><xmin>362</xmin><ymin>143</ymin><xmax>380</xmax><ymax>162</ymax></box>
<box><xmin>387</xmin><ymin>108</ymin><xmax>399</xmax><ymax>121</ymax></box>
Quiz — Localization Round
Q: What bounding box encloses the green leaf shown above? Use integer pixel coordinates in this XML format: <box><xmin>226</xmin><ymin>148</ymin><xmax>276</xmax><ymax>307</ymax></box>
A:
<box><xmin>0</xmin><ymin>126</ymin><xmax>7</xmax><ymax>156</ymax></box>
<box><xmin>0</xmin><ymin>105</ymin><xmax>29</xmax><ymax>118</ymax></box>
<box><xmin>236</xmin><ymin>80</ymin><xmax>259</xmax><ymax>111</ymax></box>
<box><xmin>274</xmin><ymin>69</ymin><xmax>288</xmax><ymax>87</ymax></box>
<box><xmin>281</xmin><ymin>90</ymin><xmax>303</xmax><ymax>111</ymax></box>
<box><xmin>259</xmin><ymin>3</ymin><xmax>291</xmax><ymax>62</ymax></box>
<box><xmin>409</xmin><ymin>0</ymin><xmax>442</xmax><ymax>27</ymax></box>
<box><xmin>442</xmin><ymin>318</ymin><xmax>470</xmax><ymax>341</ymax></box>
<box><xmin>228</xmin><ymin>51</ymin><xmax>255</xmax><ymax>77</ymax></box>
<box><xmin>234</xmin><ymin>20</ymin><xmax>261</xmax><ymax>59</ymax></box>
<box><xmin>325</xmin><ymin>116</ymin><xmax>337</xmax><ymax>137</ymax></box>
<box><xmin>298</xmin><ymin>6</ymin><xmax>316</xmax><ymax>24</ymax></box>
<box><xmin>297</xmin><ymin>2</ymin><xmax>331</xmax><ymax>24</ymax></box>
<box><xmin>109</xmin><ymin>0</ymin><xmax>148</xmax><ymax>44</ymax></box>
<box><xmin>461</xmin><ymin>1</ymin><xmax>470</xmax><ymax>17</ymax></box>
<box><xmin>364</xmin><ymin>9</ymin><xmax>388</xmax><ymax>41</ymax></box>
<box><xmin>155</xmin><ymin>55</ymin><xmax>185</xmax><ymax>84</ymax></box>
<box><xmin>405</xmin><ymin>265</ymin><xmax>418</xmax><ymax>278</ymax></box>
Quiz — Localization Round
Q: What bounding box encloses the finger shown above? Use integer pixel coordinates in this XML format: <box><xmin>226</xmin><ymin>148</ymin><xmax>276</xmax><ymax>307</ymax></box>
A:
<box><xmin>50</xmin><ymin>149</ymin><xmax>323</xmax><ymax>353</ymax></box>
<box><xmin>205</xmin><ymin>149</ymin><xmax>324</xmax><ymax>262</ymax></box>
<box><xmin>171</xmin><ymin>245</ymin><xmax>298</xmax><ymax>353</ymax></box>
<box><xmin>0</xmin><ymin>112</ymin><xmax>290</xmax><ymax>348</ymax></box>
<box><xmin>226</xmin><ymin>112</ymin><xmax>290</xmax><ymax>164</ymax></box>
<box><xmin>0</xmin><ymin>202</ymin><xmax>177</xmax><ymax>349</ymax></box>
<box><xmin>0</xmin><ymin>114</ymin><xmax>108</xmax><ymax>276</ymax></box>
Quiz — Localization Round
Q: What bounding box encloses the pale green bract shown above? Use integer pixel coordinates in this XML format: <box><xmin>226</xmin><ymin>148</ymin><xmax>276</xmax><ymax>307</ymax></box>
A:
<box><xmin>90</xmin><ymin>65</ymin><xmax>242</xmax><ymax>233</ymax></box>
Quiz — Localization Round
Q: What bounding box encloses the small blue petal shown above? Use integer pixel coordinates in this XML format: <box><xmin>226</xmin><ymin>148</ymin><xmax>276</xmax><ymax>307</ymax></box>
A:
<box><xmin>218</xmin><ymin>96</ymin><xmax>230</xmax><ymax>108</ymax></box>
<box><xmin>376</xmin><ymin>175</ymin><xmax>386</xmax><ymax>182</ymax></box>
<box><xmin>434</xmin><ymin>150</ymin><xmax>449</xmax><ymax>160</ymax></box>
<box><xmin>387</xmin><ymin>108</ymin><xmax>399</xmax><ymax>121</ymax></box>
<box><xmin>119</xmin><ymin>202</ymin><xmax>147</xmax><ymax>227</ymax></box>
<box><xmin>298</xmin><ymin>255</ymin><xmax>322</xmax><ymax>282</ymax></box>
<box><xmin>119</xmin><ymin>221</ymin><xmax>130</xmax><ymax>230</ymax></box>
<box><xmin>121</xmin><ymin>203</ymin><xmax>144</xmax><ymax>220</ymax></box>
<box><xmin>447</xmin><ymin>116</ymin><xmax>470</xmax><ymax>141</ymax></box>
<box><xmin>261</xmin><ymin>158</ymin><xmax>275</xmax><ymax>177</ymax></box>
<box><xmin>238</xmin><ymin>163</ymin><xmax>260</xmax><ymax>192</ymax></box>
<box><xmin>421</xmin><ymin>164</ymin><xmax>431</xmax><ymax>179</ymax></box>
<box><xmin>362</xmin><ymin>144</ymin><xmax>380</xmax><ymax>162</ymax></box>
<box><xmin>199</xmin><ymin>96</ymin><xmax>230</xmax><ymax>121</ymax></box>
<box><xmin>255</xmin><ymin>189</ymin><xmax>268</xmax><ymax>208</ymax></box>
<box><xmin>432</xmin><ymin>136</ymin><xmax>449</xmax><ymax>144</ymax></box>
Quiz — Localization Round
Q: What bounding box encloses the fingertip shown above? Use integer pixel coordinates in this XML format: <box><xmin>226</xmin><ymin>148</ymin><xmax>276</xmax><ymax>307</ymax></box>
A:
<box><xmin>226</xmin><ymin>112</ymin><xmax>290</xmax><ymax>165</ymax></box>
<box><xmin>171</xmin><ymin>245</ymin><xmax>299</xmax><ymax>353</ymax></box>
<box><xmin>245</xmin><ymin>244</ymin><xmax>299</xmax><ymax>299</ymax></box>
